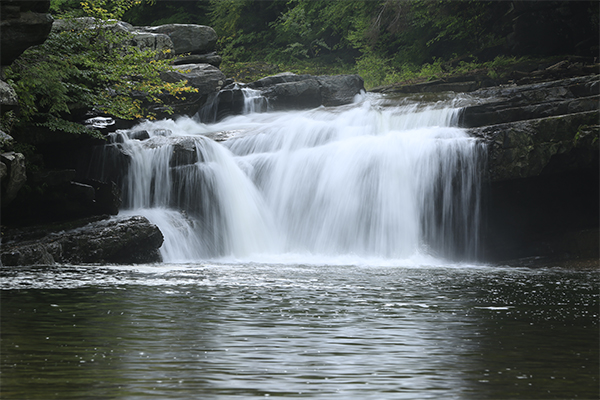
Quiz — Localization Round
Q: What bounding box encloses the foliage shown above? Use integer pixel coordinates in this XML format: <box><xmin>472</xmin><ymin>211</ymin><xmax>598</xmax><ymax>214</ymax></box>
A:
<box><xmin>8</xmin><ymin>0</ymin><xmax>196</xmax><ymax>138</ymax></box>
<box><xmin>122</xmin><ymin>0</ymin><xmax>212</xmax><ymax>26</ymax></box>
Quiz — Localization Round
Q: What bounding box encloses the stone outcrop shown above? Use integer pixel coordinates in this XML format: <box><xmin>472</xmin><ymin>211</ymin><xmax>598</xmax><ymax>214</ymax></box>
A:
<box><xmin>463</xmin><ymin>75</ymin><xmax>599</xmax><ymax>182</ymax></box>
<box><xmin>248</xmin><ymin>73</ymin><xmax>365</xmax><ymax>108</ymax></box>
<box><xmin>210</xmin><ymin>73</ymin><xmax>365</xmax><ymax>120</ymax></box>
<box><xmin>156</xmin><ymin>63</ymin><xmax>226</xmax><ymax>117</ymax></box>
<box><xmin>1</xmin><ymin>215</ymin><xmax>164</xmax><ymax>266</ymax></box>
<box><xmin>0</xmin><ymin>0</ymin><xmax>53</xmax><ymax>66</ymax></box>
<box><xmin>140</xmin><ymin>24</ymin><xmax>217</xmax><ymax>56</ymax></box>
<box><xmin>0</xmin><ymin>150</ymin><xmax>26</xmax><ymax>207</ymax></box>
<box><xmin>457</xmin><ymin>74</ymin><xmax>599</xmax><ymax>263</ymax></box>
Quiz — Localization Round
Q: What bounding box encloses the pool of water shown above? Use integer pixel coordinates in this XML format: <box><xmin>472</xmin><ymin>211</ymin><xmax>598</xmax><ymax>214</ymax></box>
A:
<box><xmin>1</xmin><ymin>263</ymin><xmax>598</xmax><ymax>399</ymax></box>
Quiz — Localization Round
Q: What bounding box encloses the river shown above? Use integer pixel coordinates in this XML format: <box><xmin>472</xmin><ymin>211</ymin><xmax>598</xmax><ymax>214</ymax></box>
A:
<box><xmin>1</xmin><ymin>263</ymin><xmax>598</xmax><ymax>399</ymax></box>
<box><xmin>1</xmin><ymin>92</ymin><xmax>598</xmax><ymax>399</ymax></box>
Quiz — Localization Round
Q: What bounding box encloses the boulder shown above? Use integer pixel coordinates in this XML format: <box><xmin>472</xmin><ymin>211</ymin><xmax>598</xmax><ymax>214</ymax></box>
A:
<box><xmin>247</xmin><ymin>73</ymin><xmax>365</xmax><ymax>107</ymax></box>
<box><xmin>160</xmin><ymin>63</ymin><xmax>225</xmax><ymax>92</ymax></box>
<box><xmin>0</xmin><ymin>80</ymin><xmax>18</xmax><ymax>112</ymax></box>
<box><xmin>0</xmin><ymin>0</ymin><xmax>53</xmax><ymax>66</ymax></box>
<box><xmin>0</xmin><ymin>151</ymin><xmax>26</xmax><ymax>207</ymax></box>
<box><xmin>140</xmin><ymin>24</ymin><xmax>217</xmax><ymax>55</ymax></box>
<box><xmin>1</xmin><ymin>215</ymin><xmax>164</xmax><ymax>265</ymax></box>
<box><xmin>212</xmin><ymin>73</ymin><xmax>365</xmax><ymax>118</ymax></box>
<box><xmin>157</xmin><ymin>63</ymin><xmax>226</xmax><ymax>117</ymax></box>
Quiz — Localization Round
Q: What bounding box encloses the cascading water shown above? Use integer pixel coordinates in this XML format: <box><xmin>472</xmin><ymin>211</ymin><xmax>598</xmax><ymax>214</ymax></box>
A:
<box><xmin>93</xmin><ymin>93</ymin><xmax>485</xmax><ymax>264</ymax></box>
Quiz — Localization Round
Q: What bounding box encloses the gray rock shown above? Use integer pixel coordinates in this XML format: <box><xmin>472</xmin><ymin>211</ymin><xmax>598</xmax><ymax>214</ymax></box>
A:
<box><xmin>160</xmin><ymin>63</ymin><xmax>225</xmax><ymax>92</ymax></box>
<box><xmin>0</xmin><ymin>151</ymin><xmax>26</xmax><ymax>207</ymax></box>
<box><xmin>141</xmin><ymin>24</ymin><xmax>217</xmax><ymax>55</ymax></box>
<box><xmin>245</xmin><ymin>73</ymin><xmax>365</xmax><ymax>111</ymax></box>
<box><xmin>126</xmin><ymin>31</ymin><xmax>174</xmax><ymax>57</ymax></box>
<box><xmin>0</xmin><ymin>80</ymin><xmax>18</xmax><ymax>109</ymax></box>
<box><xmin>52</xmin><ymin>18</ymin><xmax>175</xmax><ymax>56</ymax></box>
<box><xmin>0</xmin><ymin>130</ymin><xmax>14</xmax><ymax>151</ymax></box>
<box><xmin>1</xmin><ymin>215</ymin><xmax>164</xmax><ymax>265</ymax></box>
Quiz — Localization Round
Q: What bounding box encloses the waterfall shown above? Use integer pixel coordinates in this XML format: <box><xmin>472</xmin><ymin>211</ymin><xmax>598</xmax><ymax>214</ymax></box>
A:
<box><xmin>94</xmin><ymin>93</ymin><xmax>485</xmax><ymax>264</ymax></box>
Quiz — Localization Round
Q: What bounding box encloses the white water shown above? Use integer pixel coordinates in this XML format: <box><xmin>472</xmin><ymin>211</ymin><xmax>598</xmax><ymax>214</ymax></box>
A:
<box><xmin>106</xmin><ymin>93</ymin><xmax>484</xmax><ymax>264</ymax></box>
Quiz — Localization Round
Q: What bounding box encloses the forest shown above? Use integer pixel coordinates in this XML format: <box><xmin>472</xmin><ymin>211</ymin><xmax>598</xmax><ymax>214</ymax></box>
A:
<box><xmin>51</xmin><ymin>0</ymin><xmax>599</xmax><ymax>87</ymax></box>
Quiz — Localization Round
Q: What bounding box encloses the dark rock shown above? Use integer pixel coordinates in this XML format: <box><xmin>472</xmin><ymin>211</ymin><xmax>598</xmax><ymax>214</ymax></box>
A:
<box><xmin>1</xmin><ymin>215</ymin><xmax>164</xmax><ymax>265</ymax></box>
<box><xmin>173</xmin><ymin>52</ymin><xmax>222</xmax><ymax>67</ymax></box>
<box><xmin>169</xmin><ymin>137</ymin><xmax>201</xmax><ymax>167</ymax></box>
<box><xmin>215</xmin><ymin>73</ymin><xmax>365</xmax><ymax>116</ymax></box>
<box><xmin>0</xmin><ymin>0</ymin><xmax>53</xmax><ymax>65</ymax></box>
<box><xmin>160</xmin><ymin>63</ymin><xmax>225</xmax><ymax>92</ymax></box>
<box><xmin>461</xmin><ymin>75</ymin><xmax>598</xmax><ymax>124</ymax></box>
<box><xmin>482</xmin><ymin>168</ymin><xmax>599</xmax><ymax>262</ymax></box>
<box><xmin>157</xmin><ymin>63</ymin><xmax>226</xmax><ymax>117</ymax></box>
<box><xmin>0</xmin><ymin>151</ymin><xmax>26</xmax><ymax>207</ymax></box>
<box><xmin>469</xmin><ymin>111</ymin><xmax>598</xmax><ymax>182</ymax></box>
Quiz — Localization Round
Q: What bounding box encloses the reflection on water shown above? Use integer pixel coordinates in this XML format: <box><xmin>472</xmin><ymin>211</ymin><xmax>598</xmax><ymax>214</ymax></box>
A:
<box><xmin>1</xmin><ymin>263</ymin><xmax>598</xmax><ymax>399</ymax></box>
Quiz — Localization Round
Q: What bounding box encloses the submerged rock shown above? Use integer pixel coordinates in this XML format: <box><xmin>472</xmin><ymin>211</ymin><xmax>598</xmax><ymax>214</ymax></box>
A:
<box><xmin>1</xmin><ymin>215</ymin><xmax>164</xmax><ymax>266</ymax></box>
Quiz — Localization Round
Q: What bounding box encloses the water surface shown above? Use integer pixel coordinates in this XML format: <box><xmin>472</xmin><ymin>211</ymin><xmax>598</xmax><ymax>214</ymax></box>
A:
<box><xmin>2</xmin><ymin>263</ymin><xmax>598</xmax><ymax>399</ymax></box>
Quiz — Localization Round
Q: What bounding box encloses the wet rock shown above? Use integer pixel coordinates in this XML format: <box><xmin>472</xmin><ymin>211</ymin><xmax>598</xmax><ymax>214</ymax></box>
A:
<box><xmin>1</xmin><ymin>215</ymin><xmax>164</xmax><ymax>266</ymax></box>
<box><xmin>460</xmin><ymin>74</ymin><xmax>599</xmax><ymax>128</ymax></box>
<box><xmin>469</xmin><ymin>111</ymin><xmax>598</xmax><ymax>182</ymax></box>
<box><xmin>157</xmin><ymin>63</ymin><xmax>226</xmax><ymax>117</ymax></box>
<box><xmin>214</xmin><ymin>73</ymin><xmax>365</xmax><ymax>117</ymax></box>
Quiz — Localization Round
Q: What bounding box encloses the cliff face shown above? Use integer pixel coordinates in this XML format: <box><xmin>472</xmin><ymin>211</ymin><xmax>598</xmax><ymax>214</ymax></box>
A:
<box><xmin>461</xmin><ymin>74</ymin><xmax>599</xmax><ymax>263</ymax></box>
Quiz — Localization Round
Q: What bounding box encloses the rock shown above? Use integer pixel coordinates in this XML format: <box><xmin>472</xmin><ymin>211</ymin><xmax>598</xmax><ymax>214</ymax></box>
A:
<box><xmin>157</xmin><ymin>63</ymin><xmax>226</xmax><ymax>117</ymax></box>
<box><xmin>1</xmin><ymin>215</ymin><xmax>164</xmax><ymax>265</ymax></box>
<box><xmin>52</xmin><ymin>18</ymin><xmax>175</xmax><ymax>56</ymax></box>
<box><xmin>0</xmin><ymin>80</ymin><xmax>18</xmax><ymax>111</ymax></box>
<box><xmin>315</xmin><ymin>75</ymin><xmax>367</xmax><ymax>106</ymax></box>
<box><xmin>469</xmin><ymin>111</ymin><xmax>598</xmax><ymax>182</ymax></box>
<box><xmin>460</xmin><ymin>74</ymin><xmax>599</xmax><ymax>128</ymax></box>
<box><xmin>0</xmin><ymin>0</ymin><xmax>53</xmax><ymax>65</ymax></box>
<box><xmin>0</xmin><ymin>151</ymin><xmax>26</xmax><ymax>207</ymax></box>
<box><xmin>126</xmin><ymin>31</ymin><xmax>174</xmax><ymax>57</ymax></box>
<box><xmin>0</xmin><ymin>130</ymin><xmax>14</xmax><ymax>151</ymax></box>
<box><xmin>212</xmin><ymin>73</ymin><xmax>365</xmax><ymax>118</ymax></box>
<box><xmin>173</xmin><ymin>52</ymin><xmax>222</xmax><ymax>67</ymax></box>
<box><xmin>160</xmin><ymin>63</ymin><xmax>225</xmax><ymax>92</ymax></box>
<box><xmin>140</xmin><ymin>24</ymin><xmax>217</xmax><ymax>55</ymax></box>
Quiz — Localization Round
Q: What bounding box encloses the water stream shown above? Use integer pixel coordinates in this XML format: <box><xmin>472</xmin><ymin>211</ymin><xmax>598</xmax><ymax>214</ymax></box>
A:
<box><xmin>100</xmin><ymin>92</ymin><xmax>484</xmax><ymax>264</ymax></box>
<box><xmin>3</xmin><ymin>92</ymin><xmax>597</xmax><ymax>399</ymax></box>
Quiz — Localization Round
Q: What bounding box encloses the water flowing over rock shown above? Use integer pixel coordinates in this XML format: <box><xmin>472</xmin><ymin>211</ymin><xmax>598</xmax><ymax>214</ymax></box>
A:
<box><xmin>459</xmin><ymin>74</ymin><xmax>599</xmax><ymax>262</ymax></box>
<box><xmin>85</xmin><ymin>95</ymin><xmax>484</xmax><ymax>263</ymax></box>
<box><xmin>1</xmin><ymin>215</ymin><xmax>163</xmax><ymax>266</ymax></box>
<box><xmin>209</xmin><ymin>73</ymin><xmax>365</xmax><ymax>120</ymax></box>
